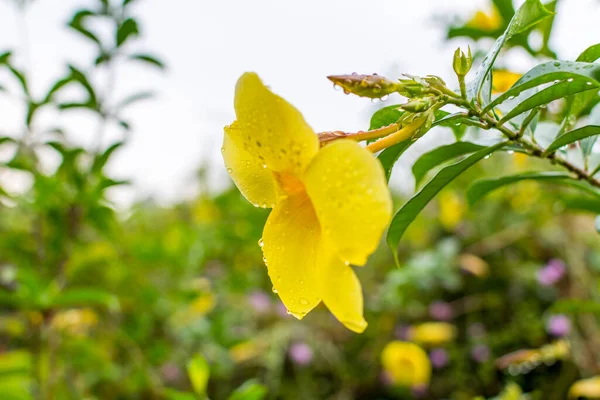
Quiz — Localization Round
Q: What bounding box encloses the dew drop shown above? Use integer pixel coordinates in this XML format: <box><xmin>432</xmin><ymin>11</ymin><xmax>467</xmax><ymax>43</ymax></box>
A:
<box><xmin>299</xmin><ymin>297</ymin><xmax>309</xmax><ymax>306</ymax></box>
<box><xmin>508</xmin><ymin>96</ymin><xmax>515</xmax><ymax>100</ymax></box>
<box><xmin>381</xmin><ymin>95</ymin><xmax>389</xmax><ymax>102</ymax></box>
<box><xmin>262</xmin><ymin>164</ymin><xmax>267</xmax><ymax>169</ymax></box>
<box><xmin>587</xmin><ymin>81</ymin><xmax>594</xmax><ymax>85</ymax></box>
<box><xmin>507</xmin><ymin>150</ymin><xmax>514</xmax><ymax>155</ymax></box>
<box><xmin>226</xmin><ymin>168</ymin><xmax>233</xmax><ymax>173</ymax></box>
<box><xmin>351</xmin><ymin>72</ymin><xmax>358</xmax><ymax>75</ymax></box>
<box><xmin>272</xmin><ymin>287</ymin><xmax>278</xmax><ymax>293</ymax></box>
<box><xmin>258</xmin><ymin>238</ymin><xmax>264</xmax><ymax>247</ymax></box>
<box><xmin>262</xmin><ymin>256</ymin><xmax>268</xmax><ymax>264</ymax></box>
<box><xmin>344</xmin><ymin>260</ymin><xmax>350</xmax><ymax>266</ymax></box>
<box><xmin>553</xmin><ymin>61</ymin><xmax>561</xmax><ymax>67</ymax></box>
<box><xmin>220</xmin><ymin>147</ymin><xmax>225</xmax><ymax>153</ymax></box>
<box><xmin>567</xmin><ymin>78</ymin><xmax>574</xmax><ymax>83</ymax></box>
<box><xmin>484</xmin><ymin>155</ymin><xmax>491</xmax><ymax>159</ymax></box>
<box><xmin>333</xmin><ymin>83</ymin><xmax>341</xmax><ymax>91</ymax></box>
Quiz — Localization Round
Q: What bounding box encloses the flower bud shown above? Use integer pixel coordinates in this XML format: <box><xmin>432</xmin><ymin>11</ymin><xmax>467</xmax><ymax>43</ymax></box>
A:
<box><xmin>453</xmin><ymin>46</ymin><xmax>473</xmax><ymax>77</ymax></box>
<box><xmin>328</xmin><ymin>73</ymin><xmax>401</xmax><ymax>99</ymax></box>
<box><xmin>400</xmin><ymin>96</ymin><xmax>436</xmax><ymax>113</ymax></box>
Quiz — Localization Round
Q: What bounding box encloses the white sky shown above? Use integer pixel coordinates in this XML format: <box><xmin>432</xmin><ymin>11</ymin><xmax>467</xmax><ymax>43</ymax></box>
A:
<box><xmin>0</xmin><ymin>0</ymin><xmax>599</xmax><ymax>205</ymax></box>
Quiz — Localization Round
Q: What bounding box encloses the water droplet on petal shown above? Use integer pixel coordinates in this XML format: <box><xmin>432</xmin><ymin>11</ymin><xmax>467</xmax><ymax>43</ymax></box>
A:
<box><xmin>272</xmin><ymin>287</ymin><xmax>278</xmax><ymax>293</ymax></box>
<box><xmin>262</xmin><ymin>164</ymin><xmax>267</xmax><ymax>169</ymax></box>
<box><xmin>299</xmin><ymin>297</ymin><xmax>309</xmax><ymax>306</ymax></box>
<box><xmin>258</xmin><ymin>238</ymin><xmax>264</xmax><ymax>247</ymax></box>
<box><xmin>344</xmin><ymin>260</ymin><xmax>350</xmax><ymax>266</ymax></box>
<box><xmin>226</xmin><ymin>168</ymin><xmax>233</xmax><ymax>173</ymax></box>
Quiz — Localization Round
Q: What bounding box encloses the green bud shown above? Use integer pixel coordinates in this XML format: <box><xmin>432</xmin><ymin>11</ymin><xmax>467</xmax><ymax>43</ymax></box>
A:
<box><xmin>327</xmin><ymin>73</ymin><xmax>401</xmax><ymax>99</ymax></box>
<box><xmin>400</xmin><ymin>96</ymin><xmax>436</xmax><ymax>113</ymax></box>
<box><xmin>453</xmin><ymin>46</ymin><xmax>473</xmax><ymax>77</ymax></box>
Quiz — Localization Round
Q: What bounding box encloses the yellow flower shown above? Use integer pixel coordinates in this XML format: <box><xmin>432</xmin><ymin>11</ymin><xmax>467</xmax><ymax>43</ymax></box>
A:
<box><xmin>493</xmin><ymin>70</ymin><xmax>522</xmax><ymax>94</ymax></box>
<box><xmin>223</xmin><ymin>73</ymin><xmax>392</xmax><ymax>333</ymax></box>
<box><xmin>229</xmin><ymin>341</ymin><xmax>261</xmax><ymax>363</ymax></box>
<box><xmin>408</xmin><ymin>322</ymin><xmax>457</xmax><ymax>346</ymax></box>
<box><xmin>438</xmin><ymin>190</ymin><xmax>465</xmax><ymax>230</ymax></box>
<box><xmin>467</xmin><ymin>6</ymin><xmax>502</xmax><ymax>31</ymax></box>
<box><xmin>381</xmin><ymin>341</ymin><xmax>431</xmax><ymax>387</ymax></box>
<box><xmin>568</xmin><ymin>376</ymin><xmax>600</xmax><ymax>399</ymax></box>
<box><xmin>52</xmin><ymin>308</ymin><xmax>98</xmax><ymax>336</ymax></box>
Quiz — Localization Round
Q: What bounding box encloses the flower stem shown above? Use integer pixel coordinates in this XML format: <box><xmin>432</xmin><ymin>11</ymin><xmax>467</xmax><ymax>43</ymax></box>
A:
<box><xmin>317</xmin><ymin>123</ymin><xmax>401</xmax><ymax>146</ymax></box>
<box><xmin>366</xmin><ymin>119</ymin><xmax>423</xmax><ymax>153</ymax></box>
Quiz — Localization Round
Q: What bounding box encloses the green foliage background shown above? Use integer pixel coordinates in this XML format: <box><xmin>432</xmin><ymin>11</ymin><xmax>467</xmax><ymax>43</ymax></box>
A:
<box><xmin>2</xmin><ymin>0</ymin><xmax>600</xmax><ymax>399</ymax></box>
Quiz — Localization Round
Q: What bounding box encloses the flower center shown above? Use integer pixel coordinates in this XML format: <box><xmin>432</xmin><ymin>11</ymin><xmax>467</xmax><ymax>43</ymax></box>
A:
<box><xmin>274</xmin><ymin>172</ymin><xmax>306</xmax><ymax>196</ymax></box>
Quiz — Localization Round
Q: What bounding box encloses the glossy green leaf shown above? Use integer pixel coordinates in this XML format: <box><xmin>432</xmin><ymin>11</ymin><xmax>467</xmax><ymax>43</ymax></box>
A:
<box><xmin>116</xmin><ymin>18</ymin><xmax>140</xmax><ymax>47</ymax></box>
<box><xmin>499</xmin><ymin>79</ymin><xmax>599</xmax><ymax>123</ymax></box>
<box><xmin>228</xmin><ymin>380</ymin><xmax>268</xmax><ymax>400</ymax></box>
<box><xmin>187</xmin><ymin>354</ymin><xmax>210</xmax><ymax>397</ymax></box>
<box><xmin>378</xmin><ymin>140</ymin><xmax>413</xmax><ymax>182</ymax></box>
<box><xmin>544</xmin><ymin>125</ymin><xmax>600</xmax><ymax>153</ymax></box>
<box><xmin>467</xmin><ymin>0</ymin><xmax>553</xmax><ymax>104</ymax></box>
<box><xmin>387</xmin><ymin>142</ymin><xmax>507</xmax><ymax>259</ymax></box>
<box><xmin>369</xmin><ymin>104</ymin><xmax>404</xmax><ymax>130</ymax></box>
<box><xmin>467</xmin><ymin>171</ymin><xmax>600</xmax><ymax>205</ymax></box>
<box><xmin>577</xmin><ymin>43</ymin><xmax>600</xmax><ymax>63</ymax></box>
<box><xmin>412</xmin><ymin>142</ymin><xmax>485</xmax><ymax>188</ymax></box>
<box><xmin>484</xmin><ymin>61</ymin><xmax>600</xmax><ymax>113</ymax></box>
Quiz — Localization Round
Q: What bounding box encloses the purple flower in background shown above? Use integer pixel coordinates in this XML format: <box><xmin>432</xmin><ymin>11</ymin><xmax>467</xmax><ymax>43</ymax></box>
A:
<box><xmin>429</xmin><ymin>348</ymin><xmax>449</xmax><ymax>369</ymax></box>
<box><xmin>160</xmin><ymin>362</ymin><xmax>182</xmax><ymax>383</ymax></box>
<box><xmin>471</xmin><ymin>345</ymin><xmax>490</xmax><ymax>363</ymax></box>
<box><xmin>537</xmin><ymin>259</ymin><xmax>566</xmax><ymax>286</ymax></box>
<box><xmin>288</xmin><ymin>342</ymin><xmax>313</xmax><ymax>366</ymax></box>
<box><xmin>275</xmin><ymin>302</ymin><xmax>290</xmax><ymax>318</ymax></box>
<box><xmin>429</xmin><ymin>301</ymin><xmax>454</xmax><ymax>321</ymax></box>
<box><xmin>248</xmin><ymin>291</ymin><xmax>271</xmax><ymax>314</ymax></box>
<box><xmin>547</xmin><ymin>314</ymin><xmax>571</xmax><ymax>337</ymax></box>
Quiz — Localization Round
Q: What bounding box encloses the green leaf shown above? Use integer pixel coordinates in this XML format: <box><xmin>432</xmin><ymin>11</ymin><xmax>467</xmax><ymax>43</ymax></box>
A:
<box><xmin>369</xmin><ymin>104</ymin><xmax>403</xmax><ymax>130</ymax></box>
<box><xmin>68</xmin><ymin>65</ymin><xmax>98</xmax><ymax>107</ymax></box>
<box><xmin>128</xmin><ymin>53</ymin><xmax>166</xmax><ymax>70</ymax></box>
<box><xmin>227</xmin><ymin>380</ymin><xmax>268</xmax><ymax>400</ymax></box>
<box><xmin>484</xmin><ymin>61</ymin><xmax>600</xmax><ymax>113</ymax></box>
<box><xmin>187</xmin><ymin>354</ymin><xmax>210</xmax><ymax>397</ymax></box>
<box><xmin>562</xmin><ymin>196</ymin><xmax>600</xmax><ymax>214</ymax></box>
<box><xmin>163</xmin><ymin>389</ymin><xmax>197</xmax><ymax>400</ymax></box>
<box><xmin>412</xmin><ymin>142</ymin><xmax>485</xmax><ymax>188</ymax></box>
<box><xmin>51</xmin><ymin>288</ymin><xmax>120</xmax><ymax>312</ymax></box>
<box><xmin>116</xmin><ymin>18</ymin><xmax>140</xmax><ymax>47</ymax></box>
<box><xmin>577</xmin><ymin>43</ymin><xmax>600</xmax><ymax>63</ymax></box>
<box><xmin>467</xmin><ymin>172</ymin><xmax>600</xmax><ymax>205</ymax></box>
<box><xmin>0</xmin><ymin>51</ymin><xmax>12</xmax><ymax>64</ymax></box>
<box><xmin>499</xmin><ymin>79</ymin><xmax>599</xmax><ymax>124</ymax></box>
<box><xmin>44</xmin><ymin>74</ymin><xmax>74</xmax><ymax>103</ymax></box>
<box><xmin>378</xmin><ymin>140</ymin><xmax>412</xmax><ymax>182</ymax></box>
<box><xmin>467</xmin><ymin>0</ymin><xmax>553</xmax><ymax>104</ymax></box>
<box><xmin>544</xmin><ymin>125</ymin><xmax>600</xmax><ymax>153</ymax></box>
<box><xmin>387</xmin><ymin>141</ymin><xmax>507</xmax><ymax>259</ymax></box>
<box><xmin>92</xmin><ymin>142</ymin><xmax>125</xmax><ymax>173</ymax></box>
<box><xmin>8</xmin><ymin>66</ymin><xmax>29</xmax><ymax>97</ymax></box>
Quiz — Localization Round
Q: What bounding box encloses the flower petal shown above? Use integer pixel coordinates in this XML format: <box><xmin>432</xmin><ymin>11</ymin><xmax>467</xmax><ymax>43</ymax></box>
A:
<box><xmin>262</xmin><ymin>192</ymin><xmax>322</xmax><ymax>318</ymax></box>
<box><xmin>321</xmin><ymin>256</ymin><xmax>367</xmax><ymax>333</ymax></box>
<box><xmin>230</xmin><ymin>72</ymin><xmax>319</xmax><ymax>176</ymax></box>
<box><xmin>304</xmin><ymin>140</ymin><xmax>392</xmax><ymax>266</ymax></box>
<box><xmin>223</xmin><ymin>123</ymin><xmax>277</xmax><ymax>207</ymax></box>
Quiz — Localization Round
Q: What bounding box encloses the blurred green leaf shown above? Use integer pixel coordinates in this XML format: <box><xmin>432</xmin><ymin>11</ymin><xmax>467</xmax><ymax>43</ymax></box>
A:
<box><xmin>187</xmin><ymin>354</ymin><xmax>210</xmax><ymax>397</ymax></box>
<box><xmin>0</xmin><ymin>51</ymin><xmax>12</xmax><ymax>64</ymax></box>
<box><xmin>467</xmin><ymin>0</ymin><xmax>553</xmax><ymax>104</ymax></box>
<box><xmin>467</xmin><ymin>172</ymin><xmax>600</xmax><ymax>205</ymax></box>
<box><xmin>116</xmin><ymin>18</ymin><xmax>140</xmax><ymax>47</ymax></box>
<box><xmin>92</xmin><ymin>142</ymin><xmax>124</xmax><ymax>173</ymax></box>
<box><xmin>544</xmin><ymin>125</ymin><xmax>600</xmax><ymax>153</ymax></box>
<box><xmin>228</xmin><ymin>380</ymin><xmax>267</xmax><ymax>400</ymax></box>
<box><xmin>116</xmin><ymin>91</ymin><xmax>155</xmax><ymax>109</ymax></box>
<box><xmin>7</xmin><ymin>66</ymin><xmax>29</xmax><ymax>97</ymax></box>
<box><xmin>128</xmin><ymin>53</ymin><xmax>166</xmax><ymax>70</ymax></box>
<box><xmin>552</xmin><ymin>299</ymin><xmax>600</xmax><ymax>314</ymax></box>
<box><xmin>387</xmin><ymin>141</ymin><xmax>507</xmax><ymax>261</ymax></box>
<box><xmin>67</xmin><ymin>10</ymin><xmax>101</xmax><ymax>45</ymax></box>
<box><xmin>163</xmin><ymin>389</ymin><xmax>197</xmax><ymax>400</ymax></box>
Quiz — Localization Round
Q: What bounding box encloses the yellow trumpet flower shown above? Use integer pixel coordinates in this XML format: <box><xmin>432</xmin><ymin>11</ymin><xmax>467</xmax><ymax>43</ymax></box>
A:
<box><xmin>493</xmin><ymin>70</ymin><xmax>522</xmax><ymax>94</ymax></box>
<box><xmin>381</xmin><ymin>341</ymin><xmax>431</xmax><ymax>388</ymax></box>
<box><xmin>568</xmin><ymin>376</ymin><xmax>600</xmax><ymax>399</ymax></box>
<box><xmin>223</xmin><ymin>73</ymin><xmax>392</xmax><ymax>333</ymax></box>
<box><xmin>467</xmin><ymin>6</ymin><xmax>503</xmax><ymax>32</ymax></box>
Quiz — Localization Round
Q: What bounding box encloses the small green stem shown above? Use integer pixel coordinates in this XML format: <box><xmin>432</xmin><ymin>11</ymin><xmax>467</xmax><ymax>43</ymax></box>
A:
<box><xmin>458</xmin><ymin>76</ymin><xmax>467</xmax><ymax>100</ymax></box>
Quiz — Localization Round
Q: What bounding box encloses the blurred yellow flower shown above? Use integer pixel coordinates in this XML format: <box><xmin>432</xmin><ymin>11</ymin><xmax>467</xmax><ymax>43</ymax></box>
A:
<box><xmin>459</xmin><ymin>253</ymin><xmax>489</xmax><ymax>278</ymax></box>
<box><xmin>408</xmin><ymin>322</ymin><xmax>457</xmax><ymax>346</ymax></box>
<box><xmin>568</xmin><ymin>376</ymin><xmax>600</xmax><ymax>399</ymax></box>
<box><xmin>52</xmin><ymin>308</ymin><xmax>98</xmax><ymax>336</ymax></box>
<box><xmin>223</xmin><ymin>73</ymin><xmax>392</xmax><ymax>333</ymax></box>
<box><xmin>513</xmin><ymin>152</ymin><xmax>528</xmax><ymax>169</ymax></box>
<box><xmin>493</xmin><ymin>70</ymin><xmax>522</xmax><ymax>94</ymax></box>
<box><xmin>467</xmin><ymin>6</ymin><xmax>502</xmax><ymax>31</ymax></box>
<box><xmin>439</xmin><ymin>190</ymin><xmax>465</xmax><ymax>230</ymax></box>
<box><xmin>381</xmin><ymin>341</ymin><xmax>431</xmax><ymax>387</ymax></box>
<box><xmin>229</xmin><ymin>341</ymin><xmax>261</xmax><ymax>363</ymax></box>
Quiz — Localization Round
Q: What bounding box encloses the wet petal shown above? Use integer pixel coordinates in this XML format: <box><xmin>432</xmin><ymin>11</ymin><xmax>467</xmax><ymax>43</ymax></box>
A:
<box><xmin>304</xmin><ymin>140</ymin><xmax>392</xmax><ymax>266</ymax></box>
<box><xmin>321</xmin><ymin>256</ymin><xmax>367</xmax><ymax>333</ymax></box>
<box><xmin>223</xmin><ymin>123</ymin><xmax>277</xmax><ymax>207</ymax></box>
<box><xmin>231</xmin><ymin>72</ymin><xmax>319</xmax><ymax>176</ymax></box>
<box><xmin>262</xmin><ymin>192</ymin><xmax>322</xmax><ymax>318</ymax></box>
